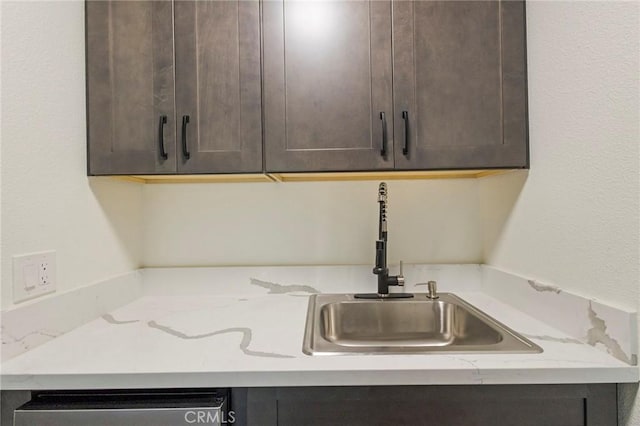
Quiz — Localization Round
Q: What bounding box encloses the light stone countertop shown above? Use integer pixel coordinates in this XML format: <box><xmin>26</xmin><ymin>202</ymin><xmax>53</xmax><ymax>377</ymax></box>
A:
<box><xmin>1</xmin><ymin>265</ymin><xmax>637</xmax><ymax>389</ymax></box>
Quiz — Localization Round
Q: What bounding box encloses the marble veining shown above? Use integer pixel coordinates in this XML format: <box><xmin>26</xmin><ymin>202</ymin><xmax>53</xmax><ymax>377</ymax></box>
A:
<box><xmin>249</xmin><ymin>277</ymin><xmax>320</xmax><ymax>294</ymax></box>
<box><xmin>2</xmin><ymin>322</ymin><xmax>62</xmax><ymax>362</ymax></box>
<box><xmin>0</xmin><ymin>270</ymin><xmax>142</xmax><ymax>362</ymax></box>
<box><xmin>448</xmin><ymin>356</ymin><xmax>484</xmax><ymax>384</ymax></box>
<box><xmin>147</xmin><ymin>321</ymin><xmax>294</xmax><ymax>359</ymax></box>
<box><xmin>1</xmin><ymin>326</ymin><xmax>60</xmax><ymax>350</ymax></box>
<box><xmin>482</xmin><ymin>265</ymin><xmax>637</xmax><ymax>366</ymax></box>
<box><xmin>527</xmin><ymin>279</ymin><xmax>562</xmax><ymax>294</ymax></box>
<box><xmin>102</xmin><ymin>314</ymin><xmax>139</xmax><ymax>325</ymax></box>
<box><xmin>586</xmin><ymin>302</ymin><xmax>632</xmax><ymax>364</ymax></box>
<box><xmin>522</xmin><ymin>333</ymin><xmax>582</xmax><ymax>344</ymax></box>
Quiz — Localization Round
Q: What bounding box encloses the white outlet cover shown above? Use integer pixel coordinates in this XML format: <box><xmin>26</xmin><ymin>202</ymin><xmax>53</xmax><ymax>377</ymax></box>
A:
<box><xmin>12</xmin><ymin>251</ymin><xmax>57</xmax><ymax>303</ymax></box>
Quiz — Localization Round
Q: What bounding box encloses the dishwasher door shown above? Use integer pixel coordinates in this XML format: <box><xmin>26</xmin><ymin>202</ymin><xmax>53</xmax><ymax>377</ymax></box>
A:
<box><xmin>14</xmin><ymin>389</ymin><xmax>229</xmax><ymax>426</ymax></box>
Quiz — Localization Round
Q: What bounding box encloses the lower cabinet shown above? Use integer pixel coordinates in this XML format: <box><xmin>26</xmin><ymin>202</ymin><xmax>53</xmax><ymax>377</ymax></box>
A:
<box><xmin>1</xmin><ymin>384</ymin><xmax>618</xmax><ymax>426</ymax></box>
<box><xmin>237</xmin><ymin>384</ymin><xmax>617</xmax><ymax>426</ymax></box>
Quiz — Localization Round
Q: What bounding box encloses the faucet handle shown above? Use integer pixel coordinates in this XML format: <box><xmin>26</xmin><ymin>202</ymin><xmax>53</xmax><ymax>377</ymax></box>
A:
<box><xmin>396</xmin><ymin>261</ymin><xmax>405</xmax><ymax>286</ymax></box>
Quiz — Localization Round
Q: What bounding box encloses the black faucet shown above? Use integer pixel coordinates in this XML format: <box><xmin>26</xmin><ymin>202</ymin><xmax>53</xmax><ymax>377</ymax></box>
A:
<box><xmin>355</xmin><ymin>183</ymin><xmax>412</xmax><ymax>299</ymax></box>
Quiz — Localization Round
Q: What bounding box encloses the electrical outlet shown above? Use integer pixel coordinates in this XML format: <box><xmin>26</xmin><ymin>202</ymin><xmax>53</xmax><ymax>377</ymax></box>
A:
<box><xmin>13</xmin><ymin>251</ymin><xmax>57</xmax><ymax>303</ymax></box>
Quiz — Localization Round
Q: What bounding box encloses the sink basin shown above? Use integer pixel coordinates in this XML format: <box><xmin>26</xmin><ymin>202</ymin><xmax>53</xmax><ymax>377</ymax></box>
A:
<box><xmin>303</xmin><ymin>293</ymin><xmax>542</xmax><ymax>355</ymax></box>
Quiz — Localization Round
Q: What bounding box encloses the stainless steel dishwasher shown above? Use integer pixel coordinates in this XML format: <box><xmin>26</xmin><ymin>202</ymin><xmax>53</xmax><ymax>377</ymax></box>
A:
<box><xmin>14</xmin><ymin>389</ymin><xmax>230</xmax><ymax>426</ymax></box>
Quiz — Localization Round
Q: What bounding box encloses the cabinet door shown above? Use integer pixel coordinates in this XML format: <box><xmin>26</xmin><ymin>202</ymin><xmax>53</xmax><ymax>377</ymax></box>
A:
<box><xmin>86</xmin><ymin>1</ymin><xmax>176</xmax><ymax>175</ymax></box>
<box><xmin>263</xmin><ymin>1</ymin><xmax>394</xmax><ymax>173</ymax></box>
<box><xmin>244</xmin><ymin>385</ymin><xmax>616</xmax><ymax>426</ymax></box>
<box><xmin>393</xmin><ymin>1</ymin><xmax>528</xmax><ymax>170</ymax></box>
<box><xmin>174</xmin><ymin>1</ymin><xmax>262</xmax><ymax>174</ymax></box>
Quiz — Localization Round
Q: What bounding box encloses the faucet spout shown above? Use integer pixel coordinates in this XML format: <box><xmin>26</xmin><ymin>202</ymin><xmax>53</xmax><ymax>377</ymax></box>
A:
<box><xmin>355</xmin><ymin>183</ymin><xmax>412</xmax><ymax>300</ymax></box>
<box><xmin>378</xmin><ymin>182</ymin><xmax>388</xmax><ymax>240</ymax></box>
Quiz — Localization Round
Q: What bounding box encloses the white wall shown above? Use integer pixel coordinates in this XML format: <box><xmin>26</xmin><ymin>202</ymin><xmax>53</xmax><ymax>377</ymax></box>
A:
<box><xmin>480</xmin><ymin>2</ymin><xmax>639</xmax><ymax>424</ymax></box>
<box><xmin>142</xmin><ymin>179</ymin><xmax>482</xmax><ymax>267</ymax></box>
<box><xmin>0</xmin><ymin>1</ymin><xmax>143</xmax><ymax>310</ymax></box>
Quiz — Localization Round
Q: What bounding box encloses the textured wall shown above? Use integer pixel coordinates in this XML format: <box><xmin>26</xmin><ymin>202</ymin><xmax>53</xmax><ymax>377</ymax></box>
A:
<box><xmin>480</xmin><ymin>2</ymin><xmax>639</xmax><ymax>424</ymax></box>
<box><xmin>142</xmin><ymin>179</ymin><xmax>482</xmax><ymax>267</ymax></box>
<box><xmin>0</xmin><ymin>2</ymin><xmax>143</xmax><ymax>310</ymax></box>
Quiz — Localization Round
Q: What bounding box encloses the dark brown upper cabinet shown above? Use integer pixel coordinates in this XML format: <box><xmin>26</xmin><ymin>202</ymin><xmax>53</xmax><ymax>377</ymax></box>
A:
<box><xmin>262</xmin><ymin>0</ymin><xmax>395</xmax><ymax>173</ymax></box>
<box><xmin>86</xmin><ymin>1</ymin><xmax>262</xmax><ymax>176</ymax></box>
<box><xmin>87</xmin><ymin>0</ymin><xmax>528</xmax><ymax>177</ymax></box>
<box><xmin>86</xmin><ymin>1</ymin><xmax>176</xmax><ymax>175</ymax></box>
<box><xmin>263</xmin><ymin>0</ymin><xmax>528</xmax><ymax>174</ymax></box>
<box><xmin>174</xmin><ymin>1</ymin><xmax>262</xmax><ymax>174</ymax></box>
<box><xmin>392</xmin><ymin>1</ymin><xmax>528</xmax><ymax>170</ymax></box>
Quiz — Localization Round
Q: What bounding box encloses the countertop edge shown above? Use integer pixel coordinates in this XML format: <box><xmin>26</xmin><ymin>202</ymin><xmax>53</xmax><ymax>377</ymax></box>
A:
<box><xmin>2</xmin><ymin>367</ymin><xmax>638</xmax><ymax>390</ymax></box>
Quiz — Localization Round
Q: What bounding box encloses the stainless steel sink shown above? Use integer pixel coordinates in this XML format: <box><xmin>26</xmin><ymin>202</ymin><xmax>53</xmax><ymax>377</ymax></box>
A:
<box><xmin>303</xmin><ymin>293</ymin><xmax>542</xmax><ymax>355</ymax></box>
